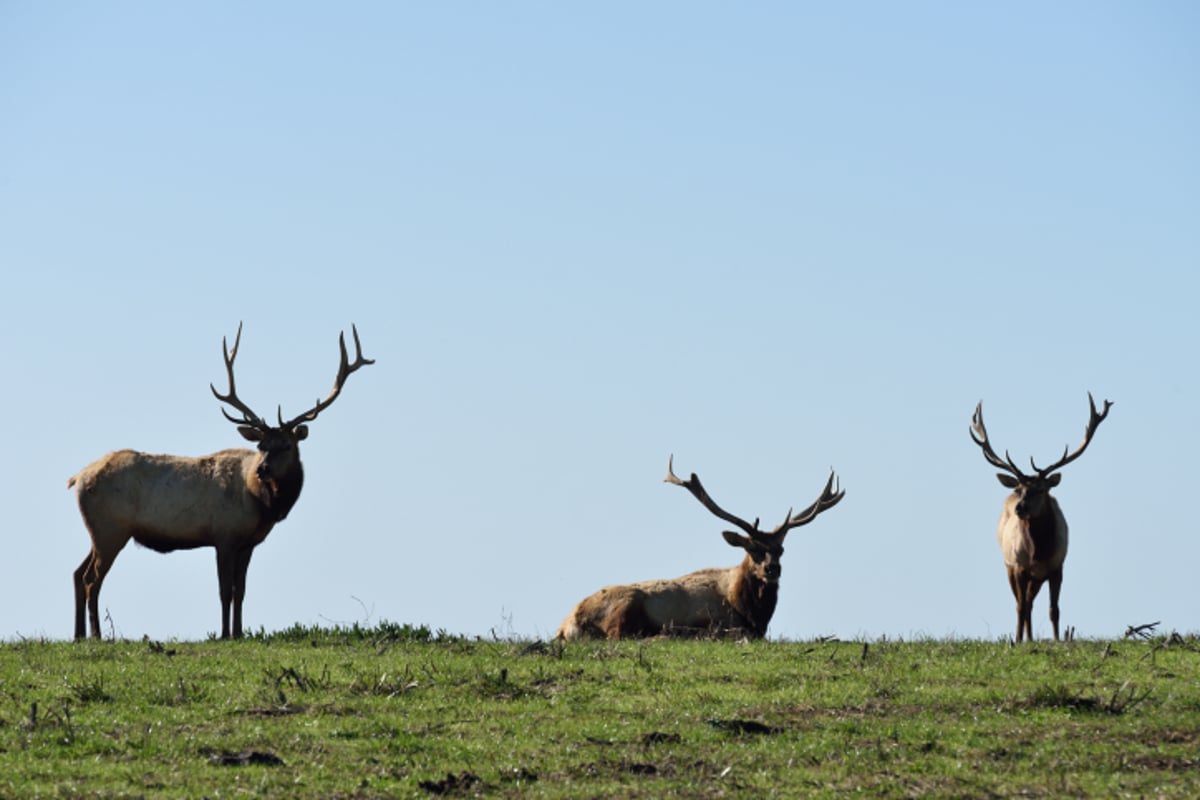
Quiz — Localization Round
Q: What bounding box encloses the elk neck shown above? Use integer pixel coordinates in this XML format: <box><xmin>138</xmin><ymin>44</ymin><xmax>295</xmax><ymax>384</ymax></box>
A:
<box><xmin>247</xmin><ymin>455</ymin><xmax>305</xmax><ymax>523</ymax></box>
<box><xmin>1019</xmin><ymin>503</ymin><xmax>1059</xmax><ymax>561</ymax></box>
<box><xmin>732</xmin><ymin>556</ymin><xmax>780</xmax><ymax>637</ymax></box>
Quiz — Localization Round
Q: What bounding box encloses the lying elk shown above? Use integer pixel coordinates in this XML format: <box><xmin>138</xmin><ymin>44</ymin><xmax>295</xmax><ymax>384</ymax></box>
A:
<box><xmin>69</xmin><ymin>323</ymin><xmax>374</xmax><ymax>640</ymax></box>
<box><xmin>556</xmin><ymin>456</ymin><xmax>844</xmax><ymax>640</ymax></box>
<box><xmin>970</xmin><ymin>392</ymin><xmax>1112</xmax><ymax>643</ymax></box>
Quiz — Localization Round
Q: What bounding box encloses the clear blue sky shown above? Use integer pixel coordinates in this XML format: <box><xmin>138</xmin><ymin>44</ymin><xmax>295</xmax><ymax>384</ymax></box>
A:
<box><xmin>2</xmin><ymin>3</ymin><xmax>1196</xmax><ymax>641</ymax></box>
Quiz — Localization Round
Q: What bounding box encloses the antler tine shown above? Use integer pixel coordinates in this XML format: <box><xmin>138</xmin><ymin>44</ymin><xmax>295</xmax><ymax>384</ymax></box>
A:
<box><xmin>209</xmin><ymin>322</ymin><xmax>268</xmax><ymax>429</ymax></box>
<box><xmin>281</xmin><ymin>324</ymin><xmax>376</xmax><ymax>429</ymax></box>
<box><xmin>663</xmin><ymin>453</ymin><xmax>684</xmax><ymax>486</ymax></box>
<box><xmin>1030</xmin><ymin>392</ymin><xmax>1113</xmax><ymax>476</ymax></box>
<box><xmin>775</xmin><ymin>468</ymin><xmax>845</xmax><ymax>534</ymax></box>
<box><xmin>664</xmin><ymin>455</ymin><xmax>759</xmax><ymax>536</ymax></box>
<box><xmin>970</xmin><ymin>401</ymin><xmax>1028</xmax><ymax>479</ymax></box>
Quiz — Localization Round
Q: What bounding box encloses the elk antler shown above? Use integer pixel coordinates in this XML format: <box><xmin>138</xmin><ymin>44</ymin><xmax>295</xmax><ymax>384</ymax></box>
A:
<box><xmin>665</xmin><ymin>456</ymin><xmax>844</xmax><ymax>540</ymax></box>
<box><xmin>210</xmin><ymin>322</ymin><xmax>270</xmax><ymax>430</ymax></box>
<box><xmin>970</xmin><ymin>401</ymin><xmax>1029</xmax><ymax>480</ymax></box>
<box><xmin>776</xmin><ymin>469</ymin><xmax>844</xmax><ymax>535</ymax></box>
<box><xmin>1029</xmin><ymin>392</ymin><xmax>1113</xmax><ymax>476</ymax></box>
<box><xmin>280</xmin><ymin>324</ymin><xmax>375</xmax><ymax>429</ymax></box>
<box><xmin>664</xmin><ymin>455</ymin><xmax>761</xmax><ymax>537</ymax></box>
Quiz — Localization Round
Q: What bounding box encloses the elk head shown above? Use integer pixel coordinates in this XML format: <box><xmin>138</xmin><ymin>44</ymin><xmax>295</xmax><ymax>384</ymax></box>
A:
<box><xmin>209</xmin><ymin>322</ymin><xmax>374</xmax><ymax>516</ymax></box>
<box><xmin>664</xmin><ymin>455</ymin><xmax>844</xmax><ymax>585</ymax></box>
<box><xmin>970</xmin><ymin>392</ymin><xmax>1112</xmax><ymax>519</ymax></box>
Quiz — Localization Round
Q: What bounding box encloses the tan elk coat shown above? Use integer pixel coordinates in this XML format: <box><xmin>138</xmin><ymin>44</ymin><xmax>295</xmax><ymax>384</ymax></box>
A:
<box><xmin>995</xmin><ymin>490</ymin><xmax>1068</xmax><ymax>582</ymax></box>
<box><xmin>556</xmin><ymin>557</ymin><xmax>780</xmax><ymax>640</ymax></box>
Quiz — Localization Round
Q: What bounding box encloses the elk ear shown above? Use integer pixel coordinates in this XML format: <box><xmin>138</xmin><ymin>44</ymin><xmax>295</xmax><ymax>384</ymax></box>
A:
<box><xmin>293</xmin><ymin>424</ymin><xmax>309</xmax><ymax>441</ymax></box>
<box><xmin>1046</xmin><ymin>473</ymin><xmax>1062</xmax><ymax>487</ymax></box>
<box><xmin>237</xmin><ymin>426</ymin><xmax>264</xmax><ymax>442</ymax></box>
<box><xmin>996</xmin><ymin>473</ymin><xmax>1020</xmax><ymax>488</ymax></box>
<box><xmin>722</xmin><ymin>530</ymin><xmax>752</xmax><ymax>550</ymax></box>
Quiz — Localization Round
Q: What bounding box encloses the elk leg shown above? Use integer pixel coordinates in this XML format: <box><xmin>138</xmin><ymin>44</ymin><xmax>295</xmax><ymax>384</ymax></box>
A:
<box><xmin>1006</xmin><ymin>566</ymin><xmax>1026</xmax><ymax>643</ymax></box>
<box><xmin>1047</xmin><ymin>567</ymin><xmax>1063</xmax><ymax>640</ymax></box>
<box><xmin>602</xmin><ymin>592</ymin><xmax>656</xmax><ymax>640</ymax></box>
<box><xmin>230</xmin><ymin>547</ymin><xmax>255</xmax><ymax>639</ymax></box>
<box><xmin>216</xmin><ymin>549</ymin><xmax>236</xmax><ymax>640</ymax></box>
<box><xmin>84</xmin><ymin>552</ymin><xmax>119</xmax><ymax>640</ymax></box>
<box><xmin>1024</xmin><ymin>576</ymin><xmax>1045</xmax><ymax>642</ymax></box>
<box><xmin>73</xmin><ymin>553</ymin><xmax>96</xmax><ymax>640</ymax></box>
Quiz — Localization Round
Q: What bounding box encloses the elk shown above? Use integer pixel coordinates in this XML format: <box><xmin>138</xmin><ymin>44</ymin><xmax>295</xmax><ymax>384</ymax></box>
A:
<box><xmin>970</xmin><ymin>392</ymin><xmax>1112</xmax><ymax>643</ymax></box>
<box><xmin>69</xmin><ymin>323</ymin><xmax>374</xmax><ymax>640</ymax></box>
<box><xmin>556</xmin><ymin>456</ymin><xmax>844</xmax><ymax>640</ymax></box>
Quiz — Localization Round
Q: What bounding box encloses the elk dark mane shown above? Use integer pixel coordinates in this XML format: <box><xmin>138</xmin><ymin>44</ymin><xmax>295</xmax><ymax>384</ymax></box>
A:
<box><xmin>1022</xmin><ymin>513</ymin><xmax>1058</xmax><ymax>561</ymax></box>
<box><xmin>731</xmin><ymin>560</ymin><xmax>780</xmax><ymax>638</ymax></box>
<box><xmin>257</xmin><ymin>462</ymin><xmax>304</xmax><ymax>522</ymax></box>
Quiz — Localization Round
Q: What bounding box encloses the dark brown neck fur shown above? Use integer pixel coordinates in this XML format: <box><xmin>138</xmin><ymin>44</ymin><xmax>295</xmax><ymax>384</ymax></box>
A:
<box><xmin>733</xmin><ymin>558</ymin><xmax>780</xmax><ymax>638</ymax></box>
<box><xmin>255</xmin><ymin>463</ymin><xmax>305</xmax><ymax>523</ymax></box>
<box><xmin>1022</xmin><ymin>508</ymin><xmax>1057</xmax><ymax>560</ymax></box>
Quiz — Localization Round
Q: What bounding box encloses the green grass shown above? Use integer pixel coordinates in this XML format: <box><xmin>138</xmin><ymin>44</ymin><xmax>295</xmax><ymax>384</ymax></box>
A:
<box><xmin>1</xmin><ymin>626</ymin><xmax>1198</xmax><ymax>798</ymax></box>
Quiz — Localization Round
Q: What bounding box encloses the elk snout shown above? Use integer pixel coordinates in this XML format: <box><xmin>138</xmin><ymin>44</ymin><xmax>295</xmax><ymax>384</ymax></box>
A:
<box><xmin>760</xmin><ymin>555</ymin><xmax>783</xmax><ymax>582</ymax></box>
<box><xmin>1012</xmin><ymin>487</ymin><xmax>1046</xmax><ymax>520</ymax></box>
<box><xmin>1014</xmin><ymin>496</ymin><xmax>1030</xmax><ymax>518</ymax></box>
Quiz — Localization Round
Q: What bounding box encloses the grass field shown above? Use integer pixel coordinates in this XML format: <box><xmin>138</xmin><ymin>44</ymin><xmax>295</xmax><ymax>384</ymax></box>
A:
<box><xmin>1</xmin><ymin>624</ymin><xmax>1197</xmax><ymax>798</ymax></box>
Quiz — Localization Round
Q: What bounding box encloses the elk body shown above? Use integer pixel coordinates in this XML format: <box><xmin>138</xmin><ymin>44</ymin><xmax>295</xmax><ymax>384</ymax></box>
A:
<box><xmin>69</xmin><ymin>324</ymin><xmax>373</xmax><ymax>640</ymax></box>
<box><xmin>970</xmin><ymin>393</ymin><xmax>1112</xmax><ymax>643</ymax></box>
<box><xmin>556</xmin><ymin>457</ymin><xmax>844</xmax><ymax>640</ymax></box>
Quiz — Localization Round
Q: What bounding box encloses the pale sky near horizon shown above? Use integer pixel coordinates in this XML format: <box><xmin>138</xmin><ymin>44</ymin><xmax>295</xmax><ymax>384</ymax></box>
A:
<box><xmin>2</xmin><ymin>3</ymin><xmax>1197</xmax><ymax>642</ymax></box>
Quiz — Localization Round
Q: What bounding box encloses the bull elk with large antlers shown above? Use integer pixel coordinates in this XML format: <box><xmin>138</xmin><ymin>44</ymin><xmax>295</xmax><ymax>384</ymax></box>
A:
<box><xmin>69</xmin><ymin>323</ymin><xmax>374</xmax><ymax>640</ymax></box>
<box><xmin>556</xmin><ymin>456</ymin><xmax>844</xmax><ymax>640</ymax></box>
<box><xmin>970</xmin><ymin>392</ymin><xmax>1112</xmax><ymax>643</ymax></box>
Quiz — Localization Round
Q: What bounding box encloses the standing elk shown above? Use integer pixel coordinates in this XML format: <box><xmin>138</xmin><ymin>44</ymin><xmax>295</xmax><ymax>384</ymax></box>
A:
<box><xmin>970</xmin><ymin>392</ymin><xmax>1112</xmax><ymax>643</ymax></box>
<box><xmin>69</xmin><ymin>323</ymin><xmax>374</xmax><ymax>640</ymax></box>
<box><xmin>556</xmin><ymin>456</ymin><xmax>844</xmax><ymax>640</ymax></box>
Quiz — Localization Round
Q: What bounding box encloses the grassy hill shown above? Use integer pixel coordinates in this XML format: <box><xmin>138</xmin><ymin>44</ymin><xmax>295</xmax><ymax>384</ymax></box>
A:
<box><xmin>2</xmin><ymin>624</ymin><xmax>1197</xmax><ymax>798</ymax></box>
